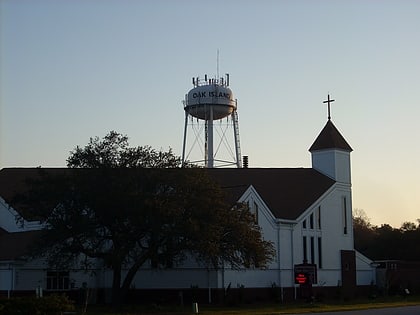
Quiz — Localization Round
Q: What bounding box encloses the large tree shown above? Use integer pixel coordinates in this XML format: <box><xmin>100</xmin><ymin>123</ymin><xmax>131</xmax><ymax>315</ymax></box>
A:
<box><xmin>23</xmin><ymin>131</ymin><xmax>274</xmax><ymax>305</ymax></box>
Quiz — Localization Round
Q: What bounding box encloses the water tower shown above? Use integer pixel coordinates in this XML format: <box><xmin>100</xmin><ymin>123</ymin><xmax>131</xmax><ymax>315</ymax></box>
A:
<box><xmin>182</xmin><ymin>74</ymin><xmax>242</xmax><ymax>168</ymax></box>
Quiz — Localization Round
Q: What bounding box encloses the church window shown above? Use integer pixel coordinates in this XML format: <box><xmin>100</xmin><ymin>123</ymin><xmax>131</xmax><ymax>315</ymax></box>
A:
<box><xmin>390</xmin><ymin>263</ymin><xmax>397</xmax><ymax>270</ymax></box>
<box><xmin>310</xmin><ymin>213</ymin><xmax>314</xmax><ymax>229</ymax></box>
<box><xmin>303</xmin><ymin>236</ymin><xmax>307</xmax><ymax>262</ymax></box>
<box><xmin>344</xmin><ymin>263</ymin><xmax>350</xmax><ymax>271</ymax></box>
<box><xmin>342</xmin><ymin>196</ymin><xmax>348</xmax><ymax>234</ymax></box>
<box><xmin>316</xmin><ymin>206</ymin><xmax>321</xmax><ymax>229</ymax></box>
<box><xmin>46</xmin><ymin>271</ymin><xmax>70</xmax><ymax>290</ymax></box>
<box><xmin>303</xmin><ymin>220</ymin><xmax>307</xmax><ymax>229</ymax></box>
<box><xmin>253</xmin><ymin>201</ymin><xmax>259</xmax><ymax>223</ymax></box>
<box><xmin>310</xmin><ymin>237</ymin><xmax>315</xmax><ymax>264</ymax></box>
<box><xmin>318</xmin><ymin>237</ymin><xmax>323</xmax><ymax>268</ymax></box>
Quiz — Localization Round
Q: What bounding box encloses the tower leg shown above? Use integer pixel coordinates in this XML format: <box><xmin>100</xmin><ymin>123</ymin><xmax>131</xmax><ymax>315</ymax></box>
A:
<box><xmin>207</xmin><ymin>107</ymin><xmax>214</xmax><ymax>168</ymax></box>
<box><xmin>232</xmin><ymin>110</ymin><xmax>242</xmax><ymax>168</ymax></box>
<box><xmin>182</xmin><ymin>111</ymin><xmax>188</xmax><ymax>167</ymax></box>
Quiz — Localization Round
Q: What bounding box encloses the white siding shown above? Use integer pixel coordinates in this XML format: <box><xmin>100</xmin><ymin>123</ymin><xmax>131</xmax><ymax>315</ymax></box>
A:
<box><xmin>356</xmin><ymin>251</ymin><xmax>376</xmax><ymax>286</ymax></box>
<box><xmin>311</xmin><ymin>149</ymin><xmax>351</xmax><ymax>184</ymax></box>
<box><xmin>15</xmin><ymin>269</ymin><xmax>45</xmax><ymax>291</ymax></box>
<box><xmin>0</xmin><ymin>269</ymin><xmax>13</xmax><ymax>290</ymax></box>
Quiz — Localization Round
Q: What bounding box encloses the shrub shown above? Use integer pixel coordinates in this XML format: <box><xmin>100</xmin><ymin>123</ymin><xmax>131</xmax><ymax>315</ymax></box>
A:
<box><xmin>0</xmin><ymin>294</ymin><xmax>75</xmax><ymax>315</ymax></box>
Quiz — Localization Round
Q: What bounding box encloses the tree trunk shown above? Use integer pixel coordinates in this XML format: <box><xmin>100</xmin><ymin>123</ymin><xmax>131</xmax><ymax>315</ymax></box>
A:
<box><xmin>111</xmin><ymin>264</ymin><xmax>123</xmax><ymax>308</ymax></box>
<box><xmin>120</xmin><ymin>257</ymin><xmax>148</xmax><ymax>301</ymax></box>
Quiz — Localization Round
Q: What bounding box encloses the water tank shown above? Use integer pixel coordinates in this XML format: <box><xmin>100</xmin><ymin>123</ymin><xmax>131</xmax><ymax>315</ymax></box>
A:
<box><xmin>185</xmin><ymin>83</ymin><xmax>236</xmax><ymax>120</ymax></box>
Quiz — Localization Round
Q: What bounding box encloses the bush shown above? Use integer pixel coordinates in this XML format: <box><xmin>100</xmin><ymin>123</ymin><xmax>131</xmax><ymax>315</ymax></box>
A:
<box><xmin>0</xmin><ymin>294</ymin><xmax>75</xmax><ymax>315</ymax></box>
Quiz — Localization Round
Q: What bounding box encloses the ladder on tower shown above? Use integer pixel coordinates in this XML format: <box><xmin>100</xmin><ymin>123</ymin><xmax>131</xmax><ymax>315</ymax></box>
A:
<box><xmin>232</xmin><ymin>110</ymin><xmax>242</xmax><ymax>168</ymax></box>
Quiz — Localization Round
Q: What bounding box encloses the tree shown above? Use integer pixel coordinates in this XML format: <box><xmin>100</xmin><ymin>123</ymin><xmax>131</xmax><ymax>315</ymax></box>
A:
<box><xmin>353</xmin><ymin>208</ymin><xmax>420</xmax><ymax>261</ymax></box>
<box><xmin>66</xmin><ymin>131</ymin><xmax>182</xmax><ymax>168</ymax></box>
<box><xmin>353</xmin><ymin>209</ymin><xmax>372</xmax><ymax>229</ymax></box>
<box><xmin>23</xmin><ymin>131</ymin><xmax>274</xmax><ymax>306</ymax></box>
<box><xmin>353</xmin><ymin>209</ymin><xmax>376</xmax><ymax>257</ymax></box>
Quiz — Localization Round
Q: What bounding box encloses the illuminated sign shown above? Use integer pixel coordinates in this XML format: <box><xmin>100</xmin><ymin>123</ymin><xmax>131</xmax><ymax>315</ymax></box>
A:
<box><xmin>294</xmin><ymin>263</ymin><xmax>317</xmax><ymax>284</ymax></box>
<box><xmin>295</xmin><ymin>273</ymin><xmax>308</xmax><ymax>284</ymax></box>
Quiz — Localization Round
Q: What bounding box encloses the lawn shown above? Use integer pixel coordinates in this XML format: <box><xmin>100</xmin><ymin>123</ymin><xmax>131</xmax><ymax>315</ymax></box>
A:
<box><xmin>80</xmin><ymin>295</ymin><xmax>420</xmax><ymax>315</ymax></box>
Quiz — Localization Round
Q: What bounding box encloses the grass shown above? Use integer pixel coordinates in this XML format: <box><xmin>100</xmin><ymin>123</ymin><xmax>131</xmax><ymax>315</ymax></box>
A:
<box><xmin>79</xmin><ymin>295</ymin><xmax>420</xmax><ymax>315</ymax></box>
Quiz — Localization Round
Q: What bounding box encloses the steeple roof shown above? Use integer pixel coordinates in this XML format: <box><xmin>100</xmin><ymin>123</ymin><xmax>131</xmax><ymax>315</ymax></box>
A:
<box><xmin>309</xmin><ymin>120</ymin><xmax>353</xmax><ymax>152</ymax></box>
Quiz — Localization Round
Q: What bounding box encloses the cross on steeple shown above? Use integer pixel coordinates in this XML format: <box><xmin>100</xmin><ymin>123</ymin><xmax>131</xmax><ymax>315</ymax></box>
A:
<box><xmin>323</xmin><ymin>94</ymin><xmax>335</xmax><ymax>120</ymax></box>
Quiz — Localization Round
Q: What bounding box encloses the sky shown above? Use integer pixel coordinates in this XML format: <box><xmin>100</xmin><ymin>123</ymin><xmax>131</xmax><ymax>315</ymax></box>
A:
<box><xmin>1</xmin><ymin>0</ymin><xmax>420</xmax><ymax>228</ymax></box>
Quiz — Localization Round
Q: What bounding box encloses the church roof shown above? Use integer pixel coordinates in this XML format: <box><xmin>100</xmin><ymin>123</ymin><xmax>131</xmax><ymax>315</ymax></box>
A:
<box><xmin>0</xmin><ymin>227</ymin><xmax>43</xmax><ymax>260</ymax></box>
<box><xmin>0</xmin><ymin>167</ymin><xmax>335</xmax><ymax>222</ymax></box>
<box><xmin>208</xmin><ymin>168</ymin><xmax>335</xmax><ymax>220</ymax></box>
<box><xmin>309</xmin><ymin>120</ymin><xmax>353</xmax><ymax>152</ymax></box>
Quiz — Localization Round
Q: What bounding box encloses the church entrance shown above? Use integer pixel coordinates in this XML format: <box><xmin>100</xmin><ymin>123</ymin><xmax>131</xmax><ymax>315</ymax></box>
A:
<box><xmin>341</xmin><ymin>250</ymin><xmax>356</xmax><ymax>299</ymax></box>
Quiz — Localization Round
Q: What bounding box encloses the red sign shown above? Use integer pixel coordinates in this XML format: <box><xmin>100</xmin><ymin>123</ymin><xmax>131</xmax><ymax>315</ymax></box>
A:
<box><xmin>294</xmin><ymin>263</ymin><xmax>317</xmax><ymax>284</ymax></box>
<box><xmin>295</xmin><ymin>273</ymin><xmax>308</xmax><ymax>284</ymax></box>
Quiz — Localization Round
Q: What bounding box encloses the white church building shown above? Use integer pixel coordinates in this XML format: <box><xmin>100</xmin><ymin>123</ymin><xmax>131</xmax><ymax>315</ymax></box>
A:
<box><xmin>0</xmin><ymin>117</ymin><xmax>376</xmax><ymax>303</ymax></box>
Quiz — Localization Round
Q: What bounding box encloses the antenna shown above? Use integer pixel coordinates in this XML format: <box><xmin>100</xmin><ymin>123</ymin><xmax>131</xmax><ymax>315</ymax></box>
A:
<box><xmin>217</xmin><ymin>49</ymin><xmax>220</xmax><ymax>80</ymax></box>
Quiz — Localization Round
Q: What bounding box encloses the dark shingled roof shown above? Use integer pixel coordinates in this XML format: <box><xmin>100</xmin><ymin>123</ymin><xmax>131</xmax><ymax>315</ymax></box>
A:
<box><xmin>309</xmin><ymin>120</ymin><xmax>353</xmax><ymax>152</ymax></box>
<box><xmin>0</xmin><ymin>167</ymin><xmax>335</xmax><ymax>222</ymax></box>
<box><xmin>0</xmin><ymin>168</ymin><xmax>70</xmax><ymax>220</ymax></box>
<box><xmin>0</xmin><ymin>168</ymin><xmax>44</xmax><ymax>205</ymax></box>
<box><xmin>208</xmin><ymin>168</ymin><xmax>335</xmax><ymax>220</ymax></box>
<box><xmin>0</xmin><ymin>227</ymin><xmax>43</xmax><ymax>260</ymax></box>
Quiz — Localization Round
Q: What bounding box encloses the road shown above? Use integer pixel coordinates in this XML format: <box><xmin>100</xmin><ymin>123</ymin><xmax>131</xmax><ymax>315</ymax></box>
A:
<box><xmin>288</xmin><ymin>305</ymin><xmax>420</xmax><ymax>315</ymax></box>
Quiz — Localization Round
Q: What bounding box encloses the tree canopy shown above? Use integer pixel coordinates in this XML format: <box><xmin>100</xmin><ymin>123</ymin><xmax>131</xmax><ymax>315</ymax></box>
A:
<box><xmin>22</xmin><ymin>131</ymin><xmax>275</xmax><ymax>306</ymax></box>
<box><xmin>353</xmin><ymin>209</ymin><xmax>420</xmax><ymax>261</ymax></box>
<box><xmin>66</xmin><ymin>131</ymin><xmax>182</xmax><ymax>168</ymax></box>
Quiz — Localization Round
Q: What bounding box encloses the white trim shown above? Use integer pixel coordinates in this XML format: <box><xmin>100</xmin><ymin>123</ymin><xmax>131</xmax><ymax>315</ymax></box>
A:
<box><xmin>356</xmin><ymin>251</ymin><xmax>373</xmax><ymax>265</ymax></box>
<box><xmin>238</xmin><ymin>185</ymin><xmax>278</xmax><ymax>229</ymax></box>
<box><xmin>0</xmin><ymin>197</ymin><xmax>44</xmax><ymax>232</ymax></box>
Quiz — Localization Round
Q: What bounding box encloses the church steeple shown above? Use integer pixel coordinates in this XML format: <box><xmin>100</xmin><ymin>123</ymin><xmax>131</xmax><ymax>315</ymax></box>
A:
<box><xmin>309</xmin><ymin>95</ymin><xmax>352</xmax><ymax>184</ymax></box>
<box><xmin>309</xmin><ymin>120</ymin><xmax>352</xmax><ymax>153</ymax></box>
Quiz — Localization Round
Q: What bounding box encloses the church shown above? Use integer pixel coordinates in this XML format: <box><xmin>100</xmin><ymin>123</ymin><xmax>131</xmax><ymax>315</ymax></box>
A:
<box><xmin>0</xmin><ymin>104</ymin><xmax>376</xmax><ymax>303</ymax></box>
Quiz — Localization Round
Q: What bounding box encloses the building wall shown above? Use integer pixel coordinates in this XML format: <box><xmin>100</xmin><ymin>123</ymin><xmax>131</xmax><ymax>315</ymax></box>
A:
<box><xmin>335</xmin><ymin>151</ymin><xmax>352</xmax><ymax>184</ymax></box>
<box><xmin>0</xmin><ymin>268</ymin><xmax>13</xmax><ymax>290</ymax></box>
<box><xmin>355</xmin><ymin>252</ymin><xmax>374</xmax><ymax>286</ymax></box>
<box><xmin>311</xmin><ymin>149</ymin><xmax>351</xmax><ymax>184</ymax></box>
<box><xmin>278</xmin><ymin>225</ymin><xmax>295</xmax><ymax>287</ymax></box>
<box><xmin>292</xmin><ymin>183</ymin><xmax>354</xmax><ymax>287</ymax></box>
<box><xmin>14</xmin><ymin>268</ymin><xmax>45</xmax><ymax>291</ymax></box>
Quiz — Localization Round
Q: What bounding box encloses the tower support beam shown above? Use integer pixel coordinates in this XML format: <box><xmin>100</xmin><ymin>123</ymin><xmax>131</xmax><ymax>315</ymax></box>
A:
<box><xmin>207</xmin><ymin>107</ymin><xmax>214</xmax><ymax>168</ymax></box>
<box><xmin>181</xmin><ymin>111</ymin><xmax>188</xmax><ymax>167</ymax></box>
<box><xmin>232</xmin><ymin>110</ymin><xmax>242</xmax><ymax>168</ymax></box>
